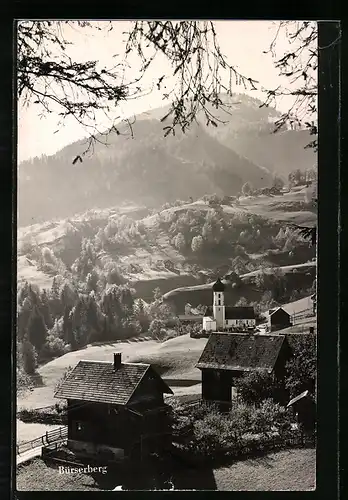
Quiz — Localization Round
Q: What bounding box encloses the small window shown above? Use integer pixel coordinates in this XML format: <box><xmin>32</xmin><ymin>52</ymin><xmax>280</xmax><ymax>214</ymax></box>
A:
<box><xmin>218</xmin><ymin>299</ymin><xmax>221</xmax><ymax>305</ymax></box>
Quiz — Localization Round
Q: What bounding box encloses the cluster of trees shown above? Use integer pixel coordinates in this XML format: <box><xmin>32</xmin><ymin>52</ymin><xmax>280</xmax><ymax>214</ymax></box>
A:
<box><xmin>288</xmin><ymin>168</ymin><xmax>317</xmax><ymax>188</ymax></box>
<box><xmin>272</xmin><ymin>226</ymin><xmax>309</xmax><ymax>253</ymax></box>
<box><xmin>241</xmin><ymin>175</ymin><xmax>286</xmax><ymax>198</ymax></box>
<box><xmin>157</xmin><ymin>207</ymin><xmax>284</xmax><ymax>258</ymax></box>
<box><xmin>16</xmin><ymin>278</ymin><xmax>176</xmax><ymax>390</ymax></box>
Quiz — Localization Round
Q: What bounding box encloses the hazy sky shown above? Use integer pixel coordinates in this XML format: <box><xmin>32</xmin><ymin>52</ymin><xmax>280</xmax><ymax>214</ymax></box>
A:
<box><xmin>18</xmin><ymin>20</ymin><xmax>316</xmax><ymax>162</ymax></box>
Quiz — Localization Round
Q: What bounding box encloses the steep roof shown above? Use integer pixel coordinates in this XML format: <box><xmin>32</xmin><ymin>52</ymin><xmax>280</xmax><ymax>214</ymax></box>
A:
<box><xmin>212</xmin><ymin>277</ymin><xmax>225</xmax><ymax>292</ymax></box>
<box><xmin>196</xmin><ymin>333</ymin><xmax>286</xmax><ymax>373</ymax></box>
<box><xmin>54</xmin><ymin>360</ymin><xmax>173</xmax><ymax>406</ymax></box>
<box><xmin>205</xmin><ymin>306</ymin><xmax>255</xmax><ymax>320</ymax></box>
<box><xmin>269</xmin><ymin>307</ymin><xmax>290</xmax><ymax>317</ymax></box>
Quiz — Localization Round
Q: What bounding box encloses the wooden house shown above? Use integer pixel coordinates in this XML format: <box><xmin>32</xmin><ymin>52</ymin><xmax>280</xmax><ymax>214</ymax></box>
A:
<box><xmin>267</xmin><ymin>307</ymin><xmax>291</xmax><ymax>332</ymax></box>
<box><xmin>196</xmin><ymin>333</ymin><xmax>291</xmax><ymax>409</ymax></box>
<box><xmin>54</xmin><ymin>353</ymin><xmax>173</xmax><ymax>462</ymax></box>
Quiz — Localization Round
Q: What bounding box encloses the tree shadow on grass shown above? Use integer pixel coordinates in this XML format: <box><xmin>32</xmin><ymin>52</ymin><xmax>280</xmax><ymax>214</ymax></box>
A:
<box><xmin>88</xmin><ymin>457</ymin><xmax>217</xmax><ymax>491</ymax></box>
<box><xmin>31</xmin><ymin>372</ymin><xmax>44</xmax><ymax>388</ymax></box>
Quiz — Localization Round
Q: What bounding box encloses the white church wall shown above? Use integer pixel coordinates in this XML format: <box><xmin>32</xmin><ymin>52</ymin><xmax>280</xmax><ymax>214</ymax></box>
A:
<box><xmin>203</xmin><ymin>318</ymin><xmax>216</xmax><ymax>332</ymax></box>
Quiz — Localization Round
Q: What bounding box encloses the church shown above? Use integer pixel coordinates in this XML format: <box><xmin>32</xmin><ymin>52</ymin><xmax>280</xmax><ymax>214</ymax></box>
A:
<box><xmin>202</xmin><ymin>278</ymin><xmax>256</xmax><ymax>332</ymax></box>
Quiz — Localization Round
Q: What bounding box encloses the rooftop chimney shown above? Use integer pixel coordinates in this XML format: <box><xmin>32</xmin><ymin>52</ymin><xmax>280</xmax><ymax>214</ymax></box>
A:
<box><xmin>114</xmin><ymin>352</ymin><xmax>122</xmax><ymax>370</ymax></box>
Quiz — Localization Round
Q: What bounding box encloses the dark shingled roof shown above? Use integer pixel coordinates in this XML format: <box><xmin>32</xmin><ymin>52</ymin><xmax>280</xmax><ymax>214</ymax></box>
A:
<box><xmin>205</xmin><ymin>306</ymin><xmax>255</xmax><ymax>320</ymax></box>
<box><xmin>54</xmin><ymin>360</ymin><xmax>173</xmax><ymax>405</ymax></box>
<box><xmin>212</xmin><ymin>278</ymin><xmax>225</xmax><ymax>292</ymax></box>
<box><xmin>196</xmin><ymin>333</ymin><xmax>286</xmax><ymax>373</ymax></box>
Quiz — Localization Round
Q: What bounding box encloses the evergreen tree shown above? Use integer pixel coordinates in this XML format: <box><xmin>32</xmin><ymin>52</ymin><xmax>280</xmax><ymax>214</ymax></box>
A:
<box><xmin>86</xmin><ymin>293</ymin><xmax>101</xmax><ymax>342</ymax></box>
<box><xmin>86</xmin><ymin>270</ymin><xmax>99</xmax><ymax>293</ymax></box>
<box><xmin>71</xmin><ymin>296</ymin><xmax>90</xmax><ymax>348</ymax></box>
<box><xmin>39</xmin><ymin>289</ymin><xmax>54</xmax><ymax>329</ymax></box>
<box><xmin>17</xmin><ymin>296</ymin><xmax>33</xmax><ymax>342</ymax></box>
<box><xmin>20</xmin><ymin>337</ymin><xmax>38</xmax><ymax>375</ymax></box>
<box><xmin>63</xmin><ymin>305</ymin><xmax>76</xmax><ymax>349</ymax></box>
<box><xmin>134</xmin><ymin>299</ymin><xmax>150</xmax><ymax>332</ymax></box>
<box><xmin>17</xmin><ymin>281</ymin><xmax>30</xmax><ymax>307</ymax></box>
<box><xmin>27</xmin><ymin>305</ymin><xmax>48</xmax><ymax>352</ymax></box>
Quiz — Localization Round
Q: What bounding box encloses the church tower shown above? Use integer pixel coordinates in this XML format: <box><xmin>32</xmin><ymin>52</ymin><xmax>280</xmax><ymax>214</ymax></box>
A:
<box><xmin>212</xmin><ymin>277</ymin><xmax>225</xmax><ymax>331</ymax></box>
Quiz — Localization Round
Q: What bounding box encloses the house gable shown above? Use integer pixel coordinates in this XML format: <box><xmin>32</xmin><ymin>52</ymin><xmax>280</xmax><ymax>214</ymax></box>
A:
<box><xmin>128</xmin><ymin>366</ymin><xmax>173</xmax><ymax>406</ymax></box>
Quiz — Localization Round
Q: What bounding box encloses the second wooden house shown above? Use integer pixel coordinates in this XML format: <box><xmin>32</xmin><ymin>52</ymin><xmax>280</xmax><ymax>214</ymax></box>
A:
<box><xmin>196</xmin><ymin>333</ymin><xmax>291</xmax><ymax>409</ymax></box>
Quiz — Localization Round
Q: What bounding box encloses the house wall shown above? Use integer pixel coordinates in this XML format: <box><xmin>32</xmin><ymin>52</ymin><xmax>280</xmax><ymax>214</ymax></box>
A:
<box><xmin>203</xmin><ymin>318</ymin><xmax>216</xmax><ymax>331</ymax></box>
<box><xmin>225</xmin><ymin>318</ymin><xmax>256</xmax><ymax>328</ymax></box>
<box><xmin>269</xmin><ymin>310</ymin><xmax>291</xmax><ymax>331</ymax></box>
<box><xmin>67</xmin><ymin>398</ymin><xmax>172</xmax><ymax>458</ymax></box>
<box><xmin>130</xmin><ymin>373</ymin><xmax>165</xmax><ymax>406</ymax></box>
<box><xmin>201</xmin><ymin>369</ymin><xmax>237</xmax><ymax>404</ymax></box>
<box><xmin>67</xmin><ymin>400</ymin><xmax>141</xmax><ymax>451</ymax></box>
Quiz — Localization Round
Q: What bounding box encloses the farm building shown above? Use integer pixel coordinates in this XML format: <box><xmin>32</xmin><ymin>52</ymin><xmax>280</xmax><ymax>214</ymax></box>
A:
<box><xmin>267</xmin><ymin>307</ymin><xmax>292</xmax><ymax>332</ymax></box>
<box><xmin>196</xmin><ymin>333</ymin><xmax>291</xmax><ymax>409</ymax></box>
<box><xmin>202</xmin><ymin>277</ymin><xmax>256</xmax><ymax>332</ymax></box>
<box><xmin>54</xmin><ymin>353</ymin><xmax>173</xmax><ymax>462</ymax></box>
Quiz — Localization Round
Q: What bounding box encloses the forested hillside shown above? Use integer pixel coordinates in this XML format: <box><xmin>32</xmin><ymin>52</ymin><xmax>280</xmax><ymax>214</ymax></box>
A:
<box><xmin>18</xmin><ymin>94</ymin><xmax>316</xmax><ymax>226</ymax></box>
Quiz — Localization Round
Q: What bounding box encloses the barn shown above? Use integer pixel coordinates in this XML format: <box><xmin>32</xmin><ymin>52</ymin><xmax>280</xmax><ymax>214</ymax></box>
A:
<box><xmin>196</xmin><ymin>333</ymin><xmax>291</xmax><ymax>409</ymax></box>
<box><xmin>54</xmin><ymin>353</ymin><xmax>173</xmax><ymax>462</ymax></box>
<box><xmin>267</xmin><ymin>307</ymin><xmax>291</xmax><ymax>332</ymax></box>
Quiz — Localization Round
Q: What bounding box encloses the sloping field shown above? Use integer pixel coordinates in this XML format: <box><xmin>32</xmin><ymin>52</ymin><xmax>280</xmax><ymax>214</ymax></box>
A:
<box><xmin>281</xmin><ymin>295</ymin><xmax>315</xmax><ymax>315</ymax></box>
<box><xmin>238</xmin><ymin>190</ymin><xmax>316</xmax><ymax>228</ymax></box>
<box><xmin>241</xmin><ymin>261</ymin><xmax>316</xmax><ymax>279</ymax></box>
<box><xmin>17</xmin><ymin>256</ymin><xmax>54</xmax><ymax>290</ymax></box>
<box><xmin>163</xmin><ymin>262</ymin><xmax>316</xmax><ymax>300</ymax></box>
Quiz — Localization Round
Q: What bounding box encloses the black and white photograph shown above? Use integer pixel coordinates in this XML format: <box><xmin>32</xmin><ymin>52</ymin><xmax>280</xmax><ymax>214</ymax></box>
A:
<box><xmin>16</xmin><ymin>19</ymin><xmax>321</xmax><ymax>491</ymax></box>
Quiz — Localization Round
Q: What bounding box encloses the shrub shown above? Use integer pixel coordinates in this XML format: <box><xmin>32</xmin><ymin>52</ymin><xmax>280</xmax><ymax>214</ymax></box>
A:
<box><xmin>191</xmin><ymin>235</ymin><xmax>204</xmax><ymax>253</ymax></box>
<box><xmin>39</xmin><ymin>333</ymin><xmax>67</xmax><ymax>362</ymax></box>
<box><xmin>235</xmin><ymin>372</ymin><xmax>284</xmax><ymax>405</ymax></box>
<box><xmin>18</xmin><ymin>402</ymin><xmax>68</xmax><ymax>424</ymax></box>
<box><xmin>172</xmin><ymin>400</ymin><xmax>296</xmax><ymax>462</ymax></box>
<box><xmin>148</xmin><ymin>319</ymin><xmax>167</xmax><ymax>340</ymax></box>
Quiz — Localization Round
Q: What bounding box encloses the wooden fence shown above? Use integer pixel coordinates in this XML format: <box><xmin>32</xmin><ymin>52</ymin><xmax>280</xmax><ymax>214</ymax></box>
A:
<box><xmin>171</xmin><ymin>430</ymin><xmax>315</xmax><ymax>466</ymax></box>
<box><xmin>291</xmin><ymin>307</ymin><xmax>315</xmax><ymax>324</ymax></box>
<box><xmin>17</xmin><ymin>426</ymin><xmax>68</xmax><ymax>455</ymax></box>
